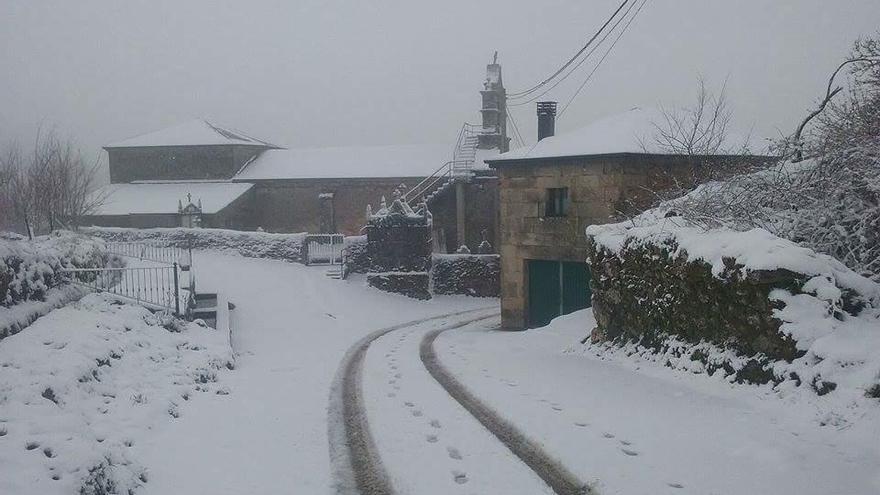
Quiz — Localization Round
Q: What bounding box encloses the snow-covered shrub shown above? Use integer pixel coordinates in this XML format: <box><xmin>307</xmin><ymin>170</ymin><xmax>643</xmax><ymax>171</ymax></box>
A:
<box><xmin>85</xmin><ymin>226</ymin><xmax>307</xmax><ymax>263</ymax></box>
<box><xmin>0</xmin><ymin>293</ymin><xmax>233</xmax><ymax>495</ymax></box>
<box><xmin>343</xmin><ymin>235</ymin><xmax>369</xmax><ymax>275</ymax></box>
<box><xmin>1</xmin><ymin>231</ymin><xmax>117</xmax><ymax>340</ymax></box>
<box><xmin>585</xmin><ymin>220</ymin><xmax>880</xmax><ymax>405</ymax></box>
<box><xmin>432</xmin><ymin>253</ymin><xmax>500</xmax><ymax>297</ymax></box>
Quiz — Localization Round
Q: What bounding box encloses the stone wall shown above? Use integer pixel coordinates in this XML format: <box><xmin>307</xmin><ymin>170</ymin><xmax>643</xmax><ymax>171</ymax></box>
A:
<box><xmin>492</xmin><ymin>155</ymin><xmax>704</xmax><ymax>329</ymax></box>
<box><xmin>428</xmin><ymin>172</ymin><xmax>499</xmax><ymax>253</ymax></box>
<box><xmin>585</xmin><ymin>234</ymin><xmax>807</xmax><ymax>362</ymax></box>
<box><xmin>246</xmin><ymin>177</ymin><xmax>425</xmax><ymax>235</ymax></box>
<box><xmin>365</xmin><ymin>201</ymin><xmax>432</xmax><ymax>299</ymax></box>
<box><xmin>432</xmin><ymin>254</ymin><xmax>500</xmax><ymax>297</ymax></box>
<box><xmin>108</xmin><ymin>145</ymin><xmax>266</xmax><ymax>183</ymax></box>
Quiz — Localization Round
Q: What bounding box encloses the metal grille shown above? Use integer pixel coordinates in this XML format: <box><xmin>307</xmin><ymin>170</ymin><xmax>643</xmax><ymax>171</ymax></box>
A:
<box><xmin>61</xmin><ymin>265</ymin><xmax>183</xmax><ymax>315</ymax></box>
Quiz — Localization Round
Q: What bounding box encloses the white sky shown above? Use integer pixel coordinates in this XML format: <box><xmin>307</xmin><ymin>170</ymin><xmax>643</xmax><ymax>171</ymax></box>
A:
<box><xmin>1</xmin><ymin>0</ymin><xmax>879</xmax><ymax>170</ymax></box>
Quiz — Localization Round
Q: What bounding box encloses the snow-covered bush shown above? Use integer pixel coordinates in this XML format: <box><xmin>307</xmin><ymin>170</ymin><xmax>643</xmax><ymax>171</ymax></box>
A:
<box><xmin>343</xmin><ymin>235</ymin><xmax>369</xmax><ymax>275</ymax></box>
<box><xmin>1</xmin><ymin>231</ymin><xmax>115</xmax><ymax>307</ymax></box>
<box><xmin>0</xmin><ymin>293</ymin><xmax>233</xmax><ymax>495</ymax></box>
<box><xmin>585</xmin><ymin>219</ymin><xmax>880</xmax><ymax>407</ymax></box>
<box><xmin>85</xmin><ymin>226</ymin><xmax>307</xmax><ymax>263</ymax></box>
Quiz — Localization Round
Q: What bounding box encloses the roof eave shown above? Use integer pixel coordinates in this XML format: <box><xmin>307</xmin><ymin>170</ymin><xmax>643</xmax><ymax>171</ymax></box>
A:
<box><xmin>485</xmin><ymin>151</ymin><xmax>777</xmax><ymax>166</ymax></box>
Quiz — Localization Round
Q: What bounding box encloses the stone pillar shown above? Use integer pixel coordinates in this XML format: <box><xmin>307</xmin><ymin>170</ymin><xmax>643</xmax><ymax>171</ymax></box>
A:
<box><xmin>455</xmin><ymin>181</ymin><xmax>466</xmax><ymax>248</ymax></box>
<box><xmin>365</xmin><ymin>198</ymin><xmax>432</xmax><ymax>299</ymax></box>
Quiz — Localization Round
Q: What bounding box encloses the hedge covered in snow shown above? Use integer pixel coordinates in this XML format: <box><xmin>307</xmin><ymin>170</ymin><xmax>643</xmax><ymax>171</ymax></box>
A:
<box><xmin>0</xmin><ymin>293</ymin><xmax>233</xmax><ymax>495</ymax></box>
<box><xmin>432</xmin><ymin>254</ymin><xmax>500</xmax><ymax>297</ymax></box>
<box><xmin>585</xmin><ymin>220</ymin><xmax>880</xmax><ymax>404</ymax></box>
<box><xmin>1</xmin><ymin>232</ymin><xmax>118</xmax><ymax>340</ymax></box>
<box><xmin>85</xmin><ymin>226</ymin><xmax>307</xmax><ymax>264</ymax></box>
<box><xmin>343</xmin><ymin>235</ymin><xmax>369</xmax><ymax>275</ymax></box>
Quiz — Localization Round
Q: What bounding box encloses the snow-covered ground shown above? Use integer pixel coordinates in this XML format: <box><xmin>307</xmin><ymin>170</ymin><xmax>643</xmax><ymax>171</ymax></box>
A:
<box><xmin>434</xmin><ymin>310</ymin><xmax>880</xmax><ymax>495</ymax></box>
<box><xmin>134</xmin><ymin>252</ymin><xmax>491</xmax><ymax>494</ymax></box>
<box><xmin>5</xmin><ymin>250</ymin><xmax>878</xmax><ymax>494</ymax></box>
<box><xmin>0</xmin><ymin>293</ymin><xmax>232</xmax><ymax>495</ymax></box>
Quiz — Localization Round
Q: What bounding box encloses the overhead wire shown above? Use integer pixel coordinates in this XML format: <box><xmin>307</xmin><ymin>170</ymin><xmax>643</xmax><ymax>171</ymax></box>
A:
<box><xmin>508</xmin><ymin>0</ymin><xmax>638</xmax><ymax>107</ymax></box>
<box><xmin>507</xmin><ymin>110</ymin><xmax>526</xmax><ymax>148</ymax></box>
<box><xmin>557</xmin><ymin>0</ymin><xmax>649</xmax><ymax>119</ymax></box>
<box><xmin>507</xmin><ymin>0</ymin><xmax>631</xmax><ymax>99</ymax></box>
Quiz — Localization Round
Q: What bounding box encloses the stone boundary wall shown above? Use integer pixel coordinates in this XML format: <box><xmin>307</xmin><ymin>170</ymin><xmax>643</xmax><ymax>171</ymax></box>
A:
<box><xmin>586</xmin><ymin>234</ymin><xmax>807</xmax><ymax>362</ymax></box>
<box><xmin>85</xmin><ymin>227</ymin><xmax>307</xmax><ymax>264</ymax></box>
<box><xmin>432</xmin><ymin>254</ymin><xmax>500</xmax><ymax>297</ymax></box>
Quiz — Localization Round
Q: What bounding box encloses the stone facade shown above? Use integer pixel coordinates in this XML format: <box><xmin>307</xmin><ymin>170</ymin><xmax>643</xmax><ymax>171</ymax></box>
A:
<box><xmin>365</xmin><ymin>201</ymin><xmax>432</xmax><ymax>299</ymax></box>
<box><xmin>427</xmin><ymin>171</ymin><xmax>499</xmax><ymax>253</ymax></box>
<box><xmin>432</xmin><ymin>254</ymin><xmax>500</xmax><ymax>297</ymax></box>
<box><xmin>490</xmin><ymin>154</ymin><xmax>703</xmax><ymax>329</ymax></box>
<box><xmin>107</xmin><ymin>145</ymin><xmax>268</xmax><ymax>183</ymax></box>
<box><xmin>244</xmin><ymin>177</ymin><xmax>426</xmax><ymax>235</ymax></box>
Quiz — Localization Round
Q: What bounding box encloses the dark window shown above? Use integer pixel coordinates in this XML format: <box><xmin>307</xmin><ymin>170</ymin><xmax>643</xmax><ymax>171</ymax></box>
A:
<box><xmin>545</xmin><ymin>188</ymin><xmax>569</xmax><ymax>217</ymax></box>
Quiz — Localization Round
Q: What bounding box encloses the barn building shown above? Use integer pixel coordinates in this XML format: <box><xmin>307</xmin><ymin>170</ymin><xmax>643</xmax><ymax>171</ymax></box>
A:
<box><xmin>487</xmin><ymin>105</ymin><xmax>761</xmax><ymax>329</ymax></box>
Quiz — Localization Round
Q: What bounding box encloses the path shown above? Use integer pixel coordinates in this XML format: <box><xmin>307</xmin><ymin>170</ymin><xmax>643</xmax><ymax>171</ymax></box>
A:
<box><xmin>134</xmin><ymin>252</ymin><xmax>490</xmax><ymax>494</ymax></box>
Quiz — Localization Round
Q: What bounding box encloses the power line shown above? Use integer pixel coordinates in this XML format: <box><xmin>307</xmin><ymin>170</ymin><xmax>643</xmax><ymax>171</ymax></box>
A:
<box><xmin>558</xmin><ymin>0</ymin><xmax>649</xmax><ymax>119</ymax></box>
<box><xmin>507</xmin><ymin>0</ymin><xmax>631</xmax><ymax>99</ymax></box>
<box><xmin>508</xmin><ymin>0</ymin><xmax>638</xmax><ymax>107</ymax></box>
<box><xmin>507</xmin><ymin>110</ymin><xmax>526</xmax><ymax>148</ymax></box>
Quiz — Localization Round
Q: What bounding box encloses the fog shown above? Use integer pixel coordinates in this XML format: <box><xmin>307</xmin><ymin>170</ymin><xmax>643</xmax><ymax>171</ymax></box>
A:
<box><xmin>2</xmin><ymin>0</ymin><xmax>879</xmax><ymax>169</ymax></box>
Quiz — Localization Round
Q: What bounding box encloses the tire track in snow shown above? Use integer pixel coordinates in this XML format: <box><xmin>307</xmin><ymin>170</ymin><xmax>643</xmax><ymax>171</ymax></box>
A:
<box><xmin>327</xmin><ymin>307</ymin><xmax>496</xmax><ymax>495</ymax></box>
<box><xmin>420</xmin><ymin>324</ymin><xmax>591</xmax><ymax>495</ymax></box>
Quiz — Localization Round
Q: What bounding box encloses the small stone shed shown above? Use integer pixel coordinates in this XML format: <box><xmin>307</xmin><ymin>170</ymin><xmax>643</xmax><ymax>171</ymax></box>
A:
<box><xmin>486</xmin><ymin>106</ymin><xmax>760</xmax><ymax>330</ymax></box>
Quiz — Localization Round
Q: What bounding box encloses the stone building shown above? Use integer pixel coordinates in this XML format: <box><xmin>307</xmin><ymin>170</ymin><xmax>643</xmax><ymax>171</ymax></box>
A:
<box><xmin>86</xmin><ymin>60</ymin><xmax>510</xmax><ymax>254</ymax></box>
<box><xmin>487</xmin><ymin>105</ymin><xmax>760</xmax><ymax>329</ymax></box>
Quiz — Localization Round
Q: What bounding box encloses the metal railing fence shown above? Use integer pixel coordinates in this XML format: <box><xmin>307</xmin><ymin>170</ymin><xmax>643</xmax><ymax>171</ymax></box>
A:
<box><xmin>60</xmin><ymin>264</ymin><xmax>182</xmax><ymax>315</ymax></box>
<box><xmin>105</xmin><ymin>241</ymin><xmax>190</xmax><ymax>267</ymax></box>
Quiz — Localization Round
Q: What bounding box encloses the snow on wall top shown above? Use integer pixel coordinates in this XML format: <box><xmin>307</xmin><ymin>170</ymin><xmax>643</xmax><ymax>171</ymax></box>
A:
<box><xmin>104</xmin><ymin>119</ymin><xmax>280</xmax><ymax>149</ymax></box>
<box><xmin>91</xmin><ymin>181</ymin><xmax>253</xmax><ymax>215</ymax></box>
<box><xmin>587</xmin><ymin>220</ymin><xmax>880</xmax><ymax>300</ymax></box>
<box><xmin>490</xmin><ymin>107</ymin><xmax>748</xmax><ymax>162</ymax></box>
<box><xmin>234</xmin><ymin>143</ymin><xmax>455</xmax><ymax>180</ymax></box>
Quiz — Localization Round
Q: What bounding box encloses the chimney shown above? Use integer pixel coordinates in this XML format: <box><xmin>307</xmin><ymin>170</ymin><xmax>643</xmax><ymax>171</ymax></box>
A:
<box><xmin>536</xmin><ymin>101</ymin><xmax>557</xmax><ymax>141</ymax></box>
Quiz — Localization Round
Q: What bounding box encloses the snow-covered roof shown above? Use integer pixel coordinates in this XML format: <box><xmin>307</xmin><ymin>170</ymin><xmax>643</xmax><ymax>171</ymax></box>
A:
<box><xmin>488</xmin><ymin>107</ymin><xmax>750</xmax><ymax>163</ymax></box>
<box><xmin>105</xmin><ymin>119</ymin><xmax>281</xmax><ymax>149</ymax></box>
<box><xmin>234</xmin><ymin>143</ymin><xmax>458</xmax><ymax>180</ymax></box>
<box><xmin>91</xmin><ymin>181</ymin><xmax>253</xmax><ymax>215</ymax></box>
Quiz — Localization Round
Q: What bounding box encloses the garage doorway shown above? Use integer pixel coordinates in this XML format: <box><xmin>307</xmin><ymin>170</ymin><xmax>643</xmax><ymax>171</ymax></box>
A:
<box><xmin>527</xmin><ymin>260</ymin><xmax>591</xmax><ymax>328</ymax></box>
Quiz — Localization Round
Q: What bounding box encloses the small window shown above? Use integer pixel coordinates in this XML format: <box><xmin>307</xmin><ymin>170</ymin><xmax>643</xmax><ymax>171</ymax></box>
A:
<box><xmin>545</xmin><ymin>188</ymin><xmax>569</xmax><ymax>217</ymax></box>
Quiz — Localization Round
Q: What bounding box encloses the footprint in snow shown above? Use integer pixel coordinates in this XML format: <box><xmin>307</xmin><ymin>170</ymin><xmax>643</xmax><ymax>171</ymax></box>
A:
<box><xmin>667</xmin><ymin>482</ymin><xmax>684</xmax><ymax>489</ymax></box>
<box><xmin>619</xmin><ymin>440</ymin><xmax>631</xmax><ymax>446</ymax></box>
<box><xmin>452</xmin><ymin>471</ymin><xmax>469</xmax><ymax>484</ymax></box>
<box><xmin>446</xmin><ymin>446</ymin><xmax>462</xmax><ymax>460</ymax></box>
<box><xmin>404</xmin><ymin>401</ymin><xmax>414</xmax><ymax>407</ymax></box>
<box><xmin>411</xmin><ymin>409</ymin><xmax>423</xmax><ymax>417</ymax></box>
<box><xmin>429</xmin><ymin>419</ymin><xmax>442</xmax><ymax>429</ymax></box>
<box><xmin>394</xmin><ymin>373</ymin><xmax>402</xmax><ymax>379</ymax></box>
<box><xmin>551</xmin><ymin>405</ymin><xmax>563</xmax><ymax>412</ymax></box>
<box><xmin>574</xmin><ymin>422</ymin><xmax>589</xmax><ymax>428</ymax></box>
<box><xmin>602</xmin><ymin>433</ymin><xmax>615</xmax><ymax>439</ymax></box>
<box><xmin>387</xmin><ymin>392</ymin><xmax>396</xmax><ymax>398</ymax></box>
<box><xmin>426</xmin><ymin>434</ymin><xmax>439</xmax><ymax>443</ymax></box>
<box><xmin>621</xmin><ymin>448</ymin><xmax>639</xmax><ymax>456</ymax></box>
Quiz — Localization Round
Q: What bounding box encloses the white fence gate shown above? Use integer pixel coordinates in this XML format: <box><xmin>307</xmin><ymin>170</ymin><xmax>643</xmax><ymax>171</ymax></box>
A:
<box><xmin>306</xmin><ymin>234</ymin><xmax>344</xmax><ymax>265</ymax></box>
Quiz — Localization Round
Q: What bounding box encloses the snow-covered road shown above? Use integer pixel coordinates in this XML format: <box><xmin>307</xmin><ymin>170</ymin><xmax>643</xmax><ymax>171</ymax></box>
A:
<box><xmin>433</xmin><ymin>312</ymin><xmax>880</xmax><ymax>495</ymax></box>
<box><xmin>134</xmin><ymin>253</ymin><xmax>491</xmax><ymax>494</ymax></box>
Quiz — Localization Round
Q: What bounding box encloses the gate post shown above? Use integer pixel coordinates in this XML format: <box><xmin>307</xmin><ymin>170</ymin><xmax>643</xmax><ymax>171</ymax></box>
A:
<box><xmin>173</xmin><ymin>262</ymin><xmax>180</xmax><ymax>316</ymax></box>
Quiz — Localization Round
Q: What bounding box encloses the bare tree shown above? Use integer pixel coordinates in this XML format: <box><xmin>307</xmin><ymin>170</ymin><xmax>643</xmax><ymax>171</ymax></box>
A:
<box><xmin>1</xmin><ymin>129</ymin><xmax>105</xmax><ymax>238</ymax></box>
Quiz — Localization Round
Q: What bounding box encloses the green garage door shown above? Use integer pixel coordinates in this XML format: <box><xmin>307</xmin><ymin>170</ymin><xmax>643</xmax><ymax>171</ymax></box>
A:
<box><xmin>527</xmin><ymin>260</ymin><xmax>591</xmax><ymax>328</ymax></box>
